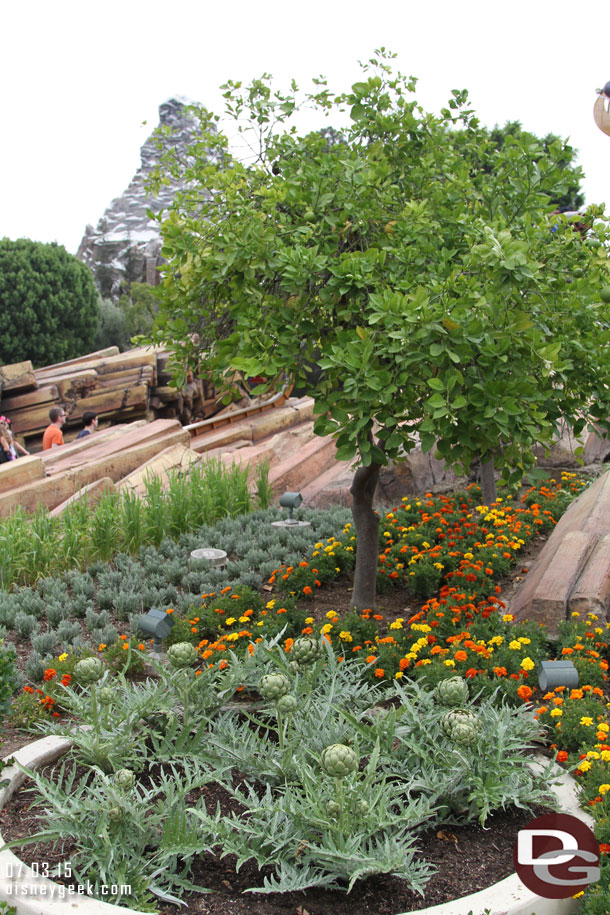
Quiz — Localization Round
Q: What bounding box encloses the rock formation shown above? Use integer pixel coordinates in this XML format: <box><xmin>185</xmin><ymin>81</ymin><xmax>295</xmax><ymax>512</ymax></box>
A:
<box><xmin>77</xmin><ymin>98</ymin><xmax>210</xmax><ymax>299</ymax></box>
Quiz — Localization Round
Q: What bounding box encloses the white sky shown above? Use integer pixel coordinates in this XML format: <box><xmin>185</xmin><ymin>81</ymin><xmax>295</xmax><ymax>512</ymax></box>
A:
<box><xmin>2</xmin><ymin>0</ymin><xmax>609</xmax><ymax>254</ymax></box>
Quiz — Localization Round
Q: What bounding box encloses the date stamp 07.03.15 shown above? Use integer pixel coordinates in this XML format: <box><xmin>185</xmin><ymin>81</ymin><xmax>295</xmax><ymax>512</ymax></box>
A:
<box><xmin>3</xmin><ymin>860</ymin><xmax>132</xmax><ymax>900</ymax></box>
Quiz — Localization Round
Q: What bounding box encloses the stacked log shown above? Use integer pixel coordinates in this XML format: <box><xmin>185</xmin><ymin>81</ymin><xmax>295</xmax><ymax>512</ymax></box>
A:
<box><xmin>0</xmin><ymin>347</ymin><xmax>210</xmax><ymax>448</ymax></box>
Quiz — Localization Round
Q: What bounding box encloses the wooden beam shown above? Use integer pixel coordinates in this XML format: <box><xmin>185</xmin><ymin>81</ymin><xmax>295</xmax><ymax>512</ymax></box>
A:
<box><xmin>0</xmin><ymin>362</ymin><xmax>37</xmax><ymax>395</ymax></box>
<box><xmin>0</xmin><ymin>385</ymin><xmax>59</xmax><ymax>412</ymax></box>
<box><xmin>0</xmin><ymin>455</ymin><xmax>45</xmax><ymax>494</ymax></box>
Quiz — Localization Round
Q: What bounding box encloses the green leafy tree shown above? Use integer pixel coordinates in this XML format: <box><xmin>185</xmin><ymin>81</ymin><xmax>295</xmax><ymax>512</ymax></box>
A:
<box><xmin>147</xmin><ymin>51</ymin><xmax>610</xmax><ymax>609</ymax></box>
<box><xmin>94</xmin><ymin>296</ymin><xmax>131</xmax><ymax>352</ymax></box>
<box><xmin>487</xmin><ymin>120</ymin><xmax>585</xmax><ymax>211</ymax></box>
<box><xmin>118</xmin><ymin>282</ymin><xmax>160</xmax><ymax>338</ymax></box>
<box><xmin>0</xmin><ymin>238</ymin><xmax>98</xmax><ymax>366</ymax></box>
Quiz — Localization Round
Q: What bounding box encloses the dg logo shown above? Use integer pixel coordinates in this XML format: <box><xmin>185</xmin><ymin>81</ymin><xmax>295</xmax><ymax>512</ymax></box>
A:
<box><xmin>514</xmin><ymin>812</ymin><xmax>600</xmax><ymax>899</ymax></box>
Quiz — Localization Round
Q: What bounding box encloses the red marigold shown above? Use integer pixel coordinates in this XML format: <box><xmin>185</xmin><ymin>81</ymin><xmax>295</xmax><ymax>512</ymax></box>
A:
<box><xmin>517</xmin><ymin>685</ymin><xmax>533</xmax><ymax>701</ymax></box>
<box><xmin>374</xmin><ymin>668</ymin><xmax>385</xmax><ymax>678</ymax></box>
<box><xmin>556</xmin><ymin>750</ymin><xmax>568</xmax><ymax>763</ymax></box>
<box><xmin>43</xmin><ymin>669</ymin><xmax>56</xmax><ymax>681</ymax></box>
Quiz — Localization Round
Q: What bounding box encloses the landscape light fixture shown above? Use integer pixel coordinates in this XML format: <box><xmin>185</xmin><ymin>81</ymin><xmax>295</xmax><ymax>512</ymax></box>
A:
<box><xmin>190</xmin><ymin>547</ymin><xmax>227</xmax><ymax>569</ymax></box>
<box><xmin>537</xmin><ymin>659</ymin><xmax>579</xmax><ymax>692</ymax></box>
<box><xmin>138</xmin><ymin>608</ymin><xmax>175</xmax><ymax>653</ymax></box>
<box><xmin>279</xmin><ymin>491</ymin><xmax>302</xmax><ymax>524</ymax></box>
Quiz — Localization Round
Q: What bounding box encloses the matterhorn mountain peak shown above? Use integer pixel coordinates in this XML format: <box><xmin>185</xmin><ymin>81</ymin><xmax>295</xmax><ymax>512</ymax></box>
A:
<box><xmin>77</xmin><ymin>97</ymin><xmax>212</xmax><ymax>299</ymax></box>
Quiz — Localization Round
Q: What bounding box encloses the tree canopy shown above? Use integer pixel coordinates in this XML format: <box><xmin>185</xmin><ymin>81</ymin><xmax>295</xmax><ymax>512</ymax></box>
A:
<box><xmin>0</xmin><ymin>238</ymin><xmax>98</xmax><ymax>367</ymax></box>
<box><xmin>147</xmin><ymin>51</ymin><xmax>610</xmax><ymax>608</ymax></box>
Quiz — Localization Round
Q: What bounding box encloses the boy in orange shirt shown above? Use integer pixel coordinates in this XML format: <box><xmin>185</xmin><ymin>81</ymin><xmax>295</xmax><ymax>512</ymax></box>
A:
<box><xmin>42</xmin><ymin>406</ymin><xmax>66</xmax><ymax>449</ymax></box>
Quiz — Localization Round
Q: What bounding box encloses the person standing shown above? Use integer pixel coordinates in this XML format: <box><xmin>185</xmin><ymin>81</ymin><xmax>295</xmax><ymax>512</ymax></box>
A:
<box><xmin>42</xmin><ymin>406</ymin><xmax>66</xmax><ymax>450</ymax></box>
<box><xmin>0</xmin><ymin>419</ymin><xmax>12</xmax><ymax>463</ymax></box>
<box><xmin>0</xmin><ymin>417</ymin><xmax>29</xmax><ymax>458</ymax></box>
<box><xmin>76</xmin><ymin>411</ymin><xmax>98</xmax><ymax>439</ymax></box>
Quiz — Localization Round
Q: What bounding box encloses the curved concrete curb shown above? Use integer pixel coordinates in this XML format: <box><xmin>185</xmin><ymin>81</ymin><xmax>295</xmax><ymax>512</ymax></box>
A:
<box><xmin>0</xmin><ymin>736</ymin><xmax>149</xmax><ymax>914</ymax></box>
<box><xmin>0</xmin><ymin>740</ymin><xmax>594</xmax><ymax>915</ymax></box>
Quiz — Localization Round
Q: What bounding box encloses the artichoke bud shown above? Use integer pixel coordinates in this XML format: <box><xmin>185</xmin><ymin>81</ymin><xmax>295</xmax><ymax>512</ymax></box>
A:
<box><xmin>435</xmin><ymin>676</ymin><xmax>469</xmax><ymax>708</ymax></box>
<box><xmin>114</xmin><ymin>768</ymin><xmax>136</xmax><ymax>791</ymax></box>
<box><xmin>321</xmin><ymin>743</ymin><xmax>358</xmax><ymax>778</ymax></box>
<box><xmin>167</xmin><ymin>642</ymin><xmax>198</xmax><ymax>669</ymax></box>
<box><xmin>259</xmin><ymin>672</ymin><xmax>291</xmax><ymax>701</ymax></box>
<box><xmin>276</xmin><ymin>693</ymin><xmax>298</xmax><ymax>714</ymax></box>
<box><xmin>74</xmin><ymin>657</ymin><xmax>104</xmax><ymax>684</ymax></box>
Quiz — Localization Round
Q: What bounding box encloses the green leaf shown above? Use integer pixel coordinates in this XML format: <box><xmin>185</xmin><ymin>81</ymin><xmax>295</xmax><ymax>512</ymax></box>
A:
<box><xmin>335</xmin><ymin>443</ymin><xmax>357</xmax><ymax>462</ymax></box>
<box><xmin>426</xmin><ymin>377</ymin><xmax>444</xmax><ymax>391</ymax></box>
<box><xmin>420</xmin><ymin>433</ymin><xmax>435</xmax><ymax>453</ymax></box>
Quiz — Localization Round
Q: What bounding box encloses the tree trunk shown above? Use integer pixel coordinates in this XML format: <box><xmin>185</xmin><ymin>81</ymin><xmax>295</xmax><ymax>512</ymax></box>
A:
<box><xmin>350</xmin><ymin>461</ymin><xmax>381</xmax><ymax>610</ymax></box>
<box><xmin>480</xmin><ymin>456</ymin><xmax>497</xmax><ymax>505</ymax></box>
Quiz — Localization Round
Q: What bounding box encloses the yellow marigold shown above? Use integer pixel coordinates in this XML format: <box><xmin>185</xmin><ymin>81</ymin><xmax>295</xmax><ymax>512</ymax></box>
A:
<box><xmin>521</xmin><ymin>657</ymin><xmax>535</xmax><ymax>671</ymax></box>
<box><xmin>599</xmin><ymin>784</ymin><xmax>610</xmax><ymax>795</ymax></box>
<box><xmin>389</xmin><ymin>620</ymin><xmax>404</xmax><ymax>630</ymax></box>
<box><xmin>518</xmin><ymin>637</ymin><xmax>531</xmax><ymax>645</ymax></box>
<box><xmin>444</xmin><ymin>659</ymin><xmax>456</xmax><ymax>667</ymax></box>
<box><xmin>579</xmin><ymin>760</ymin><xmax>592</xmax><ymax>772</ymax></box>
<box><xmin>321</xmin><ymin>624</ymin><xmax>333</xmax><ymax>634</ymax></box>
<box><xmin>597</xmin><ymin>722</ymin><xmax>609</xmax><ymax>733</ymax></box>
<box><xmin>58</xmin><ymin>653</ymin><xmax>68</xmax><ymax>662</ymax></box>
<box><xmin>509</xmin><ymin>641</ymin><xmax>522</xmax><ymax>651</ymax></box>
<box><xmin>326</xmin><ymin>610</ymin><xmax>337</xmax><ymax>619</ymax></box>
<box><xmin>502</xmin><ymin>614</ymin><xmax>515</xmax><ymax>622</ymax></box>
<box><xmin>580</xmin><ymin>717</ymin><xmax>594</xmax><ymax>727</ymax></box>
<box><xmin>550</xmin><ymin>708</ymin><xmax>563</xmax><ymax>718</ymax></box>
<box><xmin>338</xmin><ymin>631</ymin><xmax>353</xmax><ymax>642</ymax></box>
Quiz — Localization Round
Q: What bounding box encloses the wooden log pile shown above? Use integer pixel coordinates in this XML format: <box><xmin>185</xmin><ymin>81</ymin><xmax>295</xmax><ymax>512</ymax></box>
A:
<box><xmin>0</xmin><ymin>347</ymin><xmax>220</xmax><ymax>449</ymax></box>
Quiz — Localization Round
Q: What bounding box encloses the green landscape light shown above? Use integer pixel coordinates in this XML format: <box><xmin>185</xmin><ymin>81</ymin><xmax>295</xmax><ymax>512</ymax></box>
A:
<box><xmin>279</xmin><ymin>491</ymin><xmax>303</xmax><ymax>523</ymax></box>
<box><xmin>138</xmin><ymin>608</ymin><xmax>175</xmax><ymax>653</ymax></box>
<box><xmin>537</xmin><ymin>660</ymin><xmax>579</xmax><ymax>692</ymax></box>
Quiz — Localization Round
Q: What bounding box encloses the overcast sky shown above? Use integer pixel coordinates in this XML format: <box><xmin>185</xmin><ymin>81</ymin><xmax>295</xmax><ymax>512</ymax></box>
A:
<box><xmin>2</xmin><ymin>0</ymin><xmax>609</xmax><ymax>254</ymax></box>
